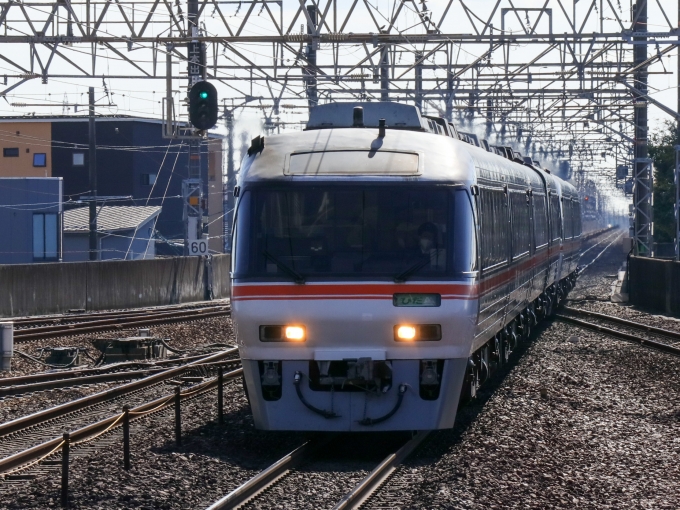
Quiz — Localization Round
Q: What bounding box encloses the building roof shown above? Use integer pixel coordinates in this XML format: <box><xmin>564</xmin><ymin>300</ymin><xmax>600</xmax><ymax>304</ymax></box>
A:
<box><xmin>64</xmin><ymin>205</ymin><xmax>161</xmax><ymax>233</ymax></box>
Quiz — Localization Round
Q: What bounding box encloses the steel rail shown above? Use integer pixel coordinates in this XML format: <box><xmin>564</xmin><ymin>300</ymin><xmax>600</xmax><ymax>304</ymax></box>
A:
<box><xmin>0</xmin><ymin>348</ymin><xmax>238</xmax><ymax>437</ymax></box>
<box><xmin>0</xmin><ymin>358</ymin><xmax>241</xmax><ymax>397</ymax></box>
<box><xmin>0</xmin><ymin>351</ymin><xmax>233</xmax><ymax>388</ymax></box>
<box><xmin>205</xmin><ymin>441</ymin><xmax>315</xmax><ymax>510</ymax></box>
<box><xmin>555</xmin><ymin>314</ymin><xmax>680</xmax><ymax>357</ymax></box>
<box><xmin>13</xmin><ymin>308</ymin><xmax>230</xmax><ymax>342</ymax></box>
<box><xmin>0</xmin><ymin>368</ymin><xmax>166</xmax><ymax>397</ymax></box>
<box><xmin>333</xmin><ymin>431</ymin><xmax>431</xmax><ymax>510</ymax></box>
<box><xmin>10</xmin><ymin>301</ymin><xmax>228</xmax><ymax>326</ymax></box>
<box><xmin>0</xmin><ymin>367</ymin><xmax>243</xmax><ymax>475</ymax></box>
<box><xmin>205</xmin><ymin>431</ymin><xmax>430</xmax><ymax>510</ymax></box>
<box><xmin>14</xmin><ymin>306</ymin><xmax>229</xmax><ymax>334</ymax></box>
<box><xmin>562</xmin><ymin>307</ymin><xmax>680</xmax><ymax>341</ymax></box>
<box><xmin>14</xmin><ymin>306</ymin><xmax>229</xmax><ymax>332</ymax></box>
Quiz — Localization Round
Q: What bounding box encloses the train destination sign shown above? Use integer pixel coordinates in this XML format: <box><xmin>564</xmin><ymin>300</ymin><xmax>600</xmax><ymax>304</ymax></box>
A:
<box><xmin>393</xmin><ymin>293</ymin><xmax>441</xmax><ymax>307</ymax></box>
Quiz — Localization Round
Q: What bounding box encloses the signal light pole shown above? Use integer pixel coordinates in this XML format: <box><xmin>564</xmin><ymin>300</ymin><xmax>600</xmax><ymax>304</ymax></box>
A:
<box><xmin>88</xmin><ymin>87</ymin><xmax>97</xmax><ymax>261</ymax></box>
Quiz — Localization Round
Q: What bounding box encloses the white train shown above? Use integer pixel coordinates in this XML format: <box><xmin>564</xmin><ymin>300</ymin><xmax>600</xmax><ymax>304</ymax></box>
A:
<box><xmin>230</xmin><ymin>102</ymin><xmax>581</xmax><ymax>431</ymax></box>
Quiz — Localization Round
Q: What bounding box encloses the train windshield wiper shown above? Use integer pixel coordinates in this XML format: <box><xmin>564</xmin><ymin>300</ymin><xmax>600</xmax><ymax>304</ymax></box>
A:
<box><xmin>393</xmin><ymin>259</ymin><xmax>429</xmax><ymax>283</ymax></box>
<box><xmin>264</xmin><ymin>250</ymin><xmax>305</xmax><ymax>284</ymax></box>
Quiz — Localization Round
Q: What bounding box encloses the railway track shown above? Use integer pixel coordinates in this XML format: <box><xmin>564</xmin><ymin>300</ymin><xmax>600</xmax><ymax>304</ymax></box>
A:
<box><xmin>10</xmin><ymin>303</ymin><xmax>231</xmax><ymax>343</ymax></box>
<box><xmin>0</xmin><ymin>350</ymin><xmax>238</xmax><ymax>474</ymax></box>
<box><xmin>11</xmin><ymin>301</ymin><xmax>229</xmax><ymax>328</ymax></box>
<box><xmin>0</xmin><ymin>366</ymin><xmax>243</xmax><ymax>491</ymax></box>
<box><xmin>0</xmin><ymin>351</ymin><xmax>237</xmax><ymax>398</ymax></box>
<box><xmin>556</xmin><ymin>307</ymin><xmax>680</xmax><ymax>356</ymax></box>
<box><xmin>205</xmin><ymin>431</ymin><xmax>430</xmax><ymax>510</ymax></box>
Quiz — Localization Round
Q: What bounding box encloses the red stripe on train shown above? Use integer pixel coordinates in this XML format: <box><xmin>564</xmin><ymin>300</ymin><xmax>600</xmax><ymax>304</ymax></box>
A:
<box><xmin>231</xmin><ymin>283</ymin><xmax>478</xmax><ymax>301</ymax></box>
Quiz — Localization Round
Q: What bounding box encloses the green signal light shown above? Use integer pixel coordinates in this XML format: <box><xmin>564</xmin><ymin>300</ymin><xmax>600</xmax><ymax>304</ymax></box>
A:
<box><xmin>199</xmin><ymin>91</ymin><xmax>209</xmax><ymax>99</ymax></box>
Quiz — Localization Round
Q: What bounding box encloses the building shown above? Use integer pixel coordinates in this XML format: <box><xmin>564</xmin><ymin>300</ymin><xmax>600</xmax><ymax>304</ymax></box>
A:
<box><xmin>0</xmin><ymin>122</ymin><xmax>52</xmax><ymax>178</ymax></box>
<box><xmin>62</xmin><ymin>205</ymin><xmax>161</xmax><ymax>261</ymax></box>
<box><xmin>0</xmin><ymin>116</ymin><xmax>225</xmax><ymax>255</ymax></box>
<box><xmin>0</xmin><ymin>177</ymin><xmax>63</xmax><ymax>264</ymax></box>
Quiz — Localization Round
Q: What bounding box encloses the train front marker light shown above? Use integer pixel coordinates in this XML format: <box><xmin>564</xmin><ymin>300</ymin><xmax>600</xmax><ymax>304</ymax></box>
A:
<box><xmin>284</xmin><ymin>326</ymin><xmax>305</xmax><ymax>341</ymax></box>
<box><xmin>396</xmin><ymin>325</ymin><xmax>417</xmax><ymax>341</ymax></box>
<box><xmin>260</xmin><ymin>325</ymin><xmax>306</xmax><ymax>342</ymax></box>
<box><xmin>394</xmin><ymin>324</ymin><xmax>442</xmax><ymax>342</ymax></box>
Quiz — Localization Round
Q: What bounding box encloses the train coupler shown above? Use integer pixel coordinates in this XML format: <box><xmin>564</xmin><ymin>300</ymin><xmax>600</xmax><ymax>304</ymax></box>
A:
<box><xmin>419</xmin><ymin>360</ymin><xmax>444</xmax><ymax>400</ymax></box>
<box><xmin>259</xmin><ymin>361</ymin><xmax>282</xmax><ymax>401</ymax></box>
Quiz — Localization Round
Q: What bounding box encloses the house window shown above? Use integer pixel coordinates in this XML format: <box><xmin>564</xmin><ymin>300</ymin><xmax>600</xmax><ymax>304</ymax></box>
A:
<box><xmin>3</xmin><ymin>148</ymin><xmax>19</xmax><ymax>157</ymax></box>
<box><xmin>33</xmin><ymin>153</ymin><xmax>47</xmax><ymax>167</ymax></box>
<box><xmin>141</xmin><ymin>173</ymin><xmax>157</xmax><ymax>186</ymax></box>
<box><xmin>33</xmin><ymin>213</ymin><xmax>59</xmax><ymax>260</ymax></box>
<box><xmin>73</xmin><ymin>153</ymin><xmax>85</xmax><ymax>166</ymax></box>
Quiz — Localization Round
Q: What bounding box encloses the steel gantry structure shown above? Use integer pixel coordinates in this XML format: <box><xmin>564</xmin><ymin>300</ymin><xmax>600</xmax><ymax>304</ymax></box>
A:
<box><xmin>0</xmin><ymin>0</ymin><xmax>678</xmax><ymax>254</ymax></box>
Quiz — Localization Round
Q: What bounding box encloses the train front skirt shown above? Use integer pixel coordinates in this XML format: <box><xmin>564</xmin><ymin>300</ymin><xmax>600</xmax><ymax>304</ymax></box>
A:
<box><xmin>242</xmin><ymin>358</ymin><xmax>468</xmax><ymax>431</ymax></box>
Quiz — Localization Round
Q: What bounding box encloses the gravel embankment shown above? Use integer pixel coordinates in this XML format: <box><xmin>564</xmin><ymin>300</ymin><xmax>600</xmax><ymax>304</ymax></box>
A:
<box><xmin>2</xmin><ymin>378</ymin><xmax>308</xmax><ymax>509</ymax></box>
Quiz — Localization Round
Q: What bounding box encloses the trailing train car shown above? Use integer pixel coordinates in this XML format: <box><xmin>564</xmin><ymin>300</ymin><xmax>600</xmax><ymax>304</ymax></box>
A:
<box><xmin>230</xmin><ymin>102</ymin><xmax>581</xmax><ymax>431</ymax></box>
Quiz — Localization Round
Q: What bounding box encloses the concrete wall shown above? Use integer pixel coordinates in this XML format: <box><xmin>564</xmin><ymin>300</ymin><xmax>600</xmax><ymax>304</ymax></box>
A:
<box><xmin>0</xmin><ymin>254</ymin><xmax>230</xmax><ymax>317</ymax></box>
<box><xmin>629</xmin><ymin>256</ymin><xmax>680</xmax><ymax>316</ymax></box>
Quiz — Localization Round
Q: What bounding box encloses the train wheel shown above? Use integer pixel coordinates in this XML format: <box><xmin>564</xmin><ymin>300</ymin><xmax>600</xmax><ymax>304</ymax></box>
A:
<box><xmin>466</xmin><ymin>357</ymin><xmax>479</xmax><ymax>399</ymax></box>
<box><xmin>519</xmin><ymin>312</ymin><xmax>531</xmax><ymax>340</ymax></box>
<box><xmin>502</xmin><ymin>329</ymin><xmax>512</xmax><ymax>363</ymax></box>
<box><xmin>492</xmin><ymin>333</ymin><xmax>503</xmax><ymax>369</ymax></box>
<box><xmin>544</xmin><ymin>294</ymin><xmax>554</xmax><ymax>318</ymax></box>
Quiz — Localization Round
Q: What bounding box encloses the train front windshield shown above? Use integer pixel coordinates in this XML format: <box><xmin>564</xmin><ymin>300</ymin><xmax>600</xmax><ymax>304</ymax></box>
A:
<box><xmin>233</xmin><ymin>186</ymin><xmax>475</xmax><ymax>280</ymax></box>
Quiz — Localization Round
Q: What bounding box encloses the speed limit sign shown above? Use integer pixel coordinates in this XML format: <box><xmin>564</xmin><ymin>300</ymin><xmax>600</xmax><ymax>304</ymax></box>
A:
<box><xmin>189</xmin><ymin>239</ymin><xmax>208</xmax><ymax>256</ymax></box>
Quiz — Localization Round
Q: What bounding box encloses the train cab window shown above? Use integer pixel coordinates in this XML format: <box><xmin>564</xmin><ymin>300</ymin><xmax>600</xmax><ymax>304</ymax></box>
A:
<box><xmin>509</xmin><ymin>191</ymin><xmax>530</xmax><ymax>259</ymax></box>
<box><xmin>549</xmin><ymin>194</ymin><xmax>561</xmax><ymax>241</ymax></box>
<box><xmin>478</xmin><ymin>187</ymin><xmax>509</xmax><ymax>270</ymax></box>
<box><xmin>233</xmin><ymin>186</ymin><xmax>474</xmax><ymax>280</ymax></box>
<box><xmin>533</xmin><ymin>193</ymin><xmax>549</xmax><ymax>248</ymax></box>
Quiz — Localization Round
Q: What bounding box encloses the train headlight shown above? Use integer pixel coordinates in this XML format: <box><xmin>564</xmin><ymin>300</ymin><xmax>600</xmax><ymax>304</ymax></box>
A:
<box><xmin>285</xmin><ymin>326</ymin><xmax>306</xmax><ymax>341</ymax></box>
<box><xmin>394</xmin><ymin>324</ymin><xmax>442</xmax><ymax>342</ymax></box>
<box><xmin>259</xmin><ymin>325</ymin><xmax>306</xmax><ymax>342</ymax></box>
<box><xmin>396</xmin><ymin>325</ymin><xmax>417</xmax><ymax>341</ymax></box>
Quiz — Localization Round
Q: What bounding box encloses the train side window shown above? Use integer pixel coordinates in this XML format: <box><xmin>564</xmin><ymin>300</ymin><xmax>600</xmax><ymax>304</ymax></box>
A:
<box><xmin>533</xmin><ymin>193</ymin><xmax>549</xmax><ymax>248</ymax></box>
<box><xmin>574</xmin><ymin>200</ymin><xmax>582</xmax><ymax>237</ymax></box>
<box><xmin>549</xmin><ymin>194</ymin><xmax>561</xmax><ymax>241</ymax></box>
<box><xmin>479</xmin><ymin>187</ymin><xmax>508</xmax><ymax>270</ymax></box>
<box><xmin>509</xmin><ymin>191</ymin><xmax>530</xmax><ymax>259</ymax></box>
<box><xmin>564</xmin><ymin>200</ymin><xmax>574</xmax><ymax>239</ymax></box>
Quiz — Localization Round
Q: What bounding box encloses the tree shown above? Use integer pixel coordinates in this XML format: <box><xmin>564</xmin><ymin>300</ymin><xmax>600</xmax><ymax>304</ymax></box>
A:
<box><xmin>648</xmin><ymin>121</ymin><xmax>679</xmax><ymax>244</ymax></box>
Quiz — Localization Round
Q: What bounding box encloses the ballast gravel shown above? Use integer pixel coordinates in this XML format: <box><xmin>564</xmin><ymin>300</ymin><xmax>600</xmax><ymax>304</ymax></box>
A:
<box><xmin>2</xmin><ymin>378</ymin><xmax>307</xmax><ymax>509</ymax></box>
<box><xmin>1</xmin><ymin>315</ymin><xmax>235</xmax><ymax>378</ymax></box>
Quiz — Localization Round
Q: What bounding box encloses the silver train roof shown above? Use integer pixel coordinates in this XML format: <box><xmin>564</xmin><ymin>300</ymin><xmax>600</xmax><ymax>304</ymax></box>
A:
<box><xmin>239</xmin><ymin>102</ymin><xmax>577</xmax><ymax>197</ymax></box>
